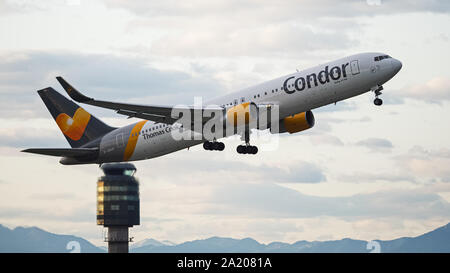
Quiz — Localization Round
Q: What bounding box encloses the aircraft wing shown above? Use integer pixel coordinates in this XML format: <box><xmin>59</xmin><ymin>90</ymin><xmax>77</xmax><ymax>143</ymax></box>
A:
<box><xmin>56</xmin><ymin>76</ymin><xmax>224</xmax><ymax>125</ymax></box>
<box><xmin>22</xmin><ymin>147</ymin><xmax>99</xmax><ymax>157</ymax></box>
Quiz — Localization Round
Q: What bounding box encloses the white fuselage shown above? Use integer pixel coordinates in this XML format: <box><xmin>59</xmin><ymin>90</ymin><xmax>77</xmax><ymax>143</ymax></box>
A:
<box><xmin>99</xmin><ymin>52</ymin><xmax>402</xmax><ymax>162</ymax></box>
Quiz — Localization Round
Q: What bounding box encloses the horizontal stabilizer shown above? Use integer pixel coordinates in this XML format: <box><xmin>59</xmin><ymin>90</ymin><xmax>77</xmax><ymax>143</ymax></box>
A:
<box><xmin>21</xmin><ymin>147</ymin><xmax>99</xmax><ymax>157</ymax></box>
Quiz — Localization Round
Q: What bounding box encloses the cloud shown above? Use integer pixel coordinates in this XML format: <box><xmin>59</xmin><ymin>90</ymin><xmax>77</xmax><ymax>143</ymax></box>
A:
<box><xmin>28</xmin><ymin>192</ymin><xmax>77</xmax><ymax>200</ymax></box>
<box><xmin>0</xmin><ymin>126</ymin><xmax>67</xmax><ymax>148</ymax></box>
<box><xmin>100</xmin><ymin>0</ymin><xmax>450</xmax><ymax>60</ymax></box>
<box><xmin>395</xmin><ymin>146</ymin><xmax>450</xmax><ymax>182</ymax></box>
<box><xmin>0</xmin><ymin>0</ymin><xmax>90</xmax><ymax>14</ymax></box>
<box><xmin>0</xmin><ymin>0</ymin><xmax>49</xmax><ymax>14</ymax></box>
<box><xmin>149</xmin><ymin>24</ymin><xmax>357</xmax><ymax>58</ymax></box>
<box><xmin>0</xmin><ymin>204</ymin><xmax>94</xmax><ymax>223</ymax></box>
<box><xmin>396</xmin><ymin>77</ymin><xmax>450</xmax><ymax>104</ymax></box>
<box><xmin>206</xmin><ymin>182</ymin><xmax>450</xmax><ymax>220</ymax></box>
<box><xmin>0</xmin><ymin>51</ymin><xmax>226</xmax><ymax>118</ymax></box>
<box><xmin>142</xmin><ymin>154</ymin><xmax>327</xmax><ymax>184</ymax></box>
<box><xmin>272</xmin><ymin>162</ymin><xmax>326</xmax><ymax>183</ymax></box>
<box><xmin>308</xmin><ymin>134</ymin><xmax>344</xmax><ymax>146</ymax></box>
<box><xmin>356</xmin><ymin>137</ymin><xmax>393</xmax><ymax>152</ymax></box>
<box><xmin>104</xmin><ymin>0</ymin><xmax>450</xmax><ymax>19</ymax></box>
<box><xmin>102</xmin><ymin>1</ymin><xmax>367</xmax><ymax>59</ymax></box>
<box><xmin>337</xmin><ymin>172</ymin><xmax>416</xmax><ymax>184</ymax></box>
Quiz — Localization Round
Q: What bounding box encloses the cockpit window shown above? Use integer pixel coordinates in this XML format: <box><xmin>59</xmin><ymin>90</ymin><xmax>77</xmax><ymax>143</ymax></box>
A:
<box><xmin>374</xmin><ymin>55</ymin><xmax>391</xmax><ymax>62</ymax></box>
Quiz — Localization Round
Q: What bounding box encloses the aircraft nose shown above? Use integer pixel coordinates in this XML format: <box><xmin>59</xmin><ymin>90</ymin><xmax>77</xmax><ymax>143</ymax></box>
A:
<box><xmin>391</xmin><ymin>58</ymin><xmax>402</xmax><ymax>74</ymax></box>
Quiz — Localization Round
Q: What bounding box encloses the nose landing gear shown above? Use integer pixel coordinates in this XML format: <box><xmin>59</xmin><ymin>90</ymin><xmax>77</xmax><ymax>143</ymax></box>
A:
<box><xmin>372</xmin><ymin>85</ymin><xmax>383</xmax><ymax>106</ymax></box>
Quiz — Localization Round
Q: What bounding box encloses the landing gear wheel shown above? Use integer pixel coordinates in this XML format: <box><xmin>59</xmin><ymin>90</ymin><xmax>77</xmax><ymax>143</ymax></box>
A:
<box><xmin>217</xmin><ymin>142</ymin><xmax>225</xmax><ymax>151</ymax></box>
<box><xmin>237</xmin><ymin>145</ymin><xmax>258</xmax><ymax>154</ymax></box>
<box><xmin>247</xmin><ymin>146</ymin><xmax>258</xmax><ymax>155</ymax></box>
<box><xmin>203</xmin><ymin>141</ymin><xmax>212</xmax><ymax>150</ymax></box>
<box><xmin>212</xmin><ymin>142</ymin><xmax>219</xmax><ymax>150</ymax></box>
<box><xmin>374</xmin><ymin>98</ymin><xmax>383</xmax><ymax>106</ymax></box>
<box><xmin>204</xmin><ymin>141</ymin><xmax>225</xmax><ymax>151</ymax></box>
<box><xmin>237</xmin><ymin>145</ymin><xmax>245</xmax><ymax>154</ymax></box>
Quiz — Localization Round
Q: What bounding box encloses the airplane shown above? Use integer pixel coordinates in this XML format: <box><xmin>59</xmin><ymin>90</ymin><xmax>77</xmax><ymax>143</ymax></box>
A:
<box><xmin>22</xmin><ymin>52</ymin><xmax>402</xmax><ymax>165</ymax></box>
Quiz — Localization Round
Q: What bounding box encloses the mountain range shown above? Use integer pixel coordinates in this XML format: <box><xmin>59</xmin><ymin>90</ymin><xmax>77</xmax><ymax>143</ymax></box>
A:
<box><xmin>0</xmin><ymin>224</ymin><xmax>102</xmax><ymax>253</ymax></box>
<box><xmin>1</xmin><ymin>222</ymin><xmax>449</xmax><ymax>253</ymax></box>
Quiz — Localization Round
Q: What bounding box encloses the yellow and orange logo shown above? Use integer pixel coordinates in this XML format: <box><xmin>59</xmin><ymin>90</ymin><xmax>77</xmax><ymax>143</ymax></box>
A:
<box><xmin>56</xmin><ymin>108</ymin><xmax>91</xmax><ymax>141</ymax></box>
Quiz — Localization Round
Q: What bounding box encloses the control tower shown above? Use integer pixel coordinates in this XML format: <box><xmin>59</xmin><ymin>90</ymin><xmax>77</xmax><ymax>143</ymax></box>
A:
<box><xmin>97</xmin><ymin>163</ymin><xmax>140</xmax><ymax>253</ymax></box>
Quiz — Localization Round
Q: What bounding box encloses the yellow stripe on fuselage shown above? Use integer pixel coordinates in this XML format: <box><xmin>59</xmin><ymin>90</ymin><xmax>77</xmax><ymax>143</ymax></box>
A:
<box><xmin>123</xmin><ymin>120</ymin><xmax>147</xmax><ymax>161</ymax></box>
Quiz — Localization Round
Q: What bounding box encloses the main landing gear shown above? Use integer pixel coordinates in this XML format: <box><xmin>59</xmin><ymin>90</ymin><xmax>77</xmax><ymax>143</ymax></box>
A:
<box><xmin>203</xmin><ymin>141</ymin><xmax>225</xmax><ymax>151</ymax></box>
<box><xmin>236</xmin><ymin>145</ymin><xmax>258</xmax><ymax>154</ymax></box>
<box><xmin>372</xmin><ymin>85</ymin><xmax>384</xmax><ymax>106</ymax></box>
<box><xmin>236</xmin><ymin>128</ymin><xmax>258</xmax><ymax>155</ymax></box>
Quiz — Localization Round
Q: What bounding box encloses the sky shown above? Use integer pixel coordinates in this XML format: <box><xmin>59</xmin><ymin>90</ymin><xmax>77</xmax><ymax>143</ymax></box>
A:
<box><xmin>0</xmin><ymin>0</ymin><xmax>450</xmax><ymax>248</ymax></box>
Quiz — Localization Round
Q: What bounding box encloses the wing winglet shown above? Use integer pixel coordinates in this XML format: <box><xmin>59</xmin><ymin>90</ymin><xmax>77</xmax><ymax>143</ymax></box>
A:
<box><xmin>56</xmin><ymin>76</ymin><xmax>93</xmax><ymax>103</ymax></box>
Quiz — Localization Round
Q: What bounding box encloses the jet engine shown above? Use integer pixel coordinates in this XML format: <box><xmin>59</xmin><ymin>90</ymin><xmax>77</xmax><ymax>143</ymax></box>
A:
<box><xmin>271</xmin><ymin>110</ymin><xmax>315</xmax><ymax>134</ymax></box>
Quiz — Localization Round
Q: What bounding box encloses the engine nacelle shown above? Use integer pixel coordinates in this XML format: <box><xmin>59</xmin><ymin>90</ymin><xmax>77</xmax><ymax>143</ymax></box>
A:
<box><xmin>272</xmin><ymin>110</ymin><xmax>315</xmax><ymax>134</ymax></box>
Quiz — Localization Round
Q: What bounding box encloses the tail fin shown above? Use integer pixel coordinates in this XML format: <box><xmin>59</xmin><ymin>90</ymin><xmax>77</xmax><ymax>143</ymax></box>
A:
<box><xmin>38</xmin><ymin>87</ymin><xmax>115</xmax><ymax>148</ymax></box>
